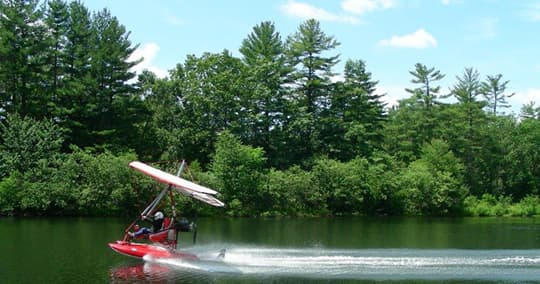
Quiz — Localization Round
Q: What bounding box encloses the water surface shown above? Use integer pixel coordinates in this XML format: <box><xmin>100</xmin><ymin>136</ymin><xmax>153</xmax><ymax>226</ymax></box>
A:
<box><xmin>1</xmin><ymin>217</ymin><xmax>539</xmax><ymax>283</ymax></box>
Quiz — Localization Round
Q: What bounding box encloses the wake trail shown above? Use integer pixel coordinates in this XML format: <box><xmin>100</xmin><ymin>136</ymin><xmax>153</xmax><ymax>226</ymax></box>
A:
<box><xmin>148</xmin><ymin>245</ymin><xmax>540</xmax><ymax>281</ymax></box>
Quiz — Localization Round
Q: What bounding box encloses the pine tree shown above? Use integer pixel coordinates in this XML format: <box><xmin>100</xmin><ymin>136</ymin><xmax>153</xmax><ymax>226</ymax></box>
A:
<box><xmin>239</xmin><ymin>21</ymin><xmax>289</xmax><ymax>166</ymax></box>
<box><xmin>324</xmin><ymin>59</ymin><xmax>385</xmax><ymax>160</ymax></box>
<box><xmin>285</xmin><ymin>19</ymin><xmax>340</xmax><ymax>162</ymax></box>
<box><xmin>446</xmin><ymin>68</ymin><xmax>488</xmax><ymax>195</ymax></box>
<box><xmin>405</xmin><ymin>63</ymin><xmax>445</xmax><ymax>142</ymax></box>
<box><xmin>44</xmin><ymin>0</ymin><xmax>69</xmax><ymax>119</ymax></box>
<box><xmin>57</xmin><ymin>1</ymin><xmax>95</xmax><ymax>146</ymax></box>
<box><xmin>87</xmin><ymin>8</ymin><xmax>140</xmax><ymax>149</ymax></box>
<box><xmin>520</xmin><ymin>102</ymin><xmax>540</xmax><ymax>120</ymax></box>
<box><xmin>286</xmin><ymin>19</ymin><xmax>340</xmax><ymax>115</ymax></box>
<box><xmin>481</xmin><ymin>74</ymin><xmax>515</xmax><ymax>115</ymax></box>
<box><xmin>0</xmin><ymin>0</ymin><xmax>48</xmax><ymax>118</ymax></box>
<box><xmin>406</xmin><ymin>63</ymin><xmax>445</xmax><ymax>113</ymax></box>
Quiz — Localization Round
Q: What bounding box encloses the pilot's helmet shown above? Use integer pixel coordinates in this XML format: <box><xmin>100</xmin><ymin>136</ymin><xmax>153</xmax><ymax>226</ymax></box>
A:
<box><xmin>154</xmin><ymin>211</ymin><xmax>164</xmax><ymax>220</ymax></box>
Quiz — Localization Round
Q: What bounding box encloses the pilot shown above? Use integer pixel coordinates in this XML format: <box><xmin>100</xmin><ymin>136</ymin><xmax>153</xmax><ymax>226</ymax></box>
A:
<box><xmin>129</xmin><ymin>211</ymin><xmax>165</xmax><ymax>238</ymax></box>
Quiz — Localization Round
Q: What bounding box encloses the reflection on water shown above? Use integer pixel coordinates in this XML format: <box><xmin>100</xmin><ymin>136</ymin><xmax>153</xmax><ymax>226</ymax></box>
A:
<box><xmin>110</xmin><ymin>245</ymin><xmax>540</xmax><ymax>283</ymax></box>
<box><xmin>110</xmin><ymin>262</ymin><xmax>216</xmax><ymax>283</ymax></box>
<box><xmin>3</xmin><ymin>217</ymin><xmax>539</xmax><ymax>283</ymax></box>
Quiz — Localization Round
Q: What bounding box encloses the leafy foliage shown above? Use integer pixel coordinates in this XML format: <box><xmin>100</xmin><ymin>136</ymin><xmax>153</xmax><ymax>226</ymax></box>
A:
<box><xmin>210</xmin><ymin>131</ymin><xmax>266</xmax><ymax>216</ymax></box>
<box><xmin>397</xmin><ymin>140</ymin><xmax>467</xmax><ymax>215</ymax></box>
<box><xmin>504</xmin><ymin>119</ymin><xmax>540</xmax><ymax>199</ymax></box>
<box><xmin>0</xmin><ymin>5</ymin><xmax>539</xmax><ymax>217</ymax></box>
<box><xmin>0</xmin><ymin>114</ymin><xmax>63</xmax><ymax>177</ymax></box>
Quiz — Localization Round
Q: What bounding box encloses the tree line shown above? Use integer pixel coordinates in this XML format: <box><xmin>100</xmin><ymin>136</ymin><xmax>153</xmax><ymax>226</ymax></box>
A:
<box><xmin>1</xmin><ymin>0</ymin><xmax>539</xmax><ymax>217</ymax></box>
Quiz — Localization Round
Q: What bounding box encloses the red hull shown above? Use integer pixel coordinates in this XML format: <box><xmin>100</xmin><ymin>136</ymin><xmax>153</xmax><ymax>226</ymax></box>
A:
<box><xmin>108</xmin><ymin>241</ymin><xmax>198</xmax><ymax>260</ymax></box>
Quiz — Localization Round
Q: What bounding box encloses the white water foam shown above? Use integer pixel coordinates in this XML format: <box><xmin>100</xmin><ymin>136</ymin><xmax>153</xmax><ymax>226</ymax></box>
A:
<box><xmin>145</xmin><ymin>245</ymin><xmax>540</xmax><ymax>281</ymax></box>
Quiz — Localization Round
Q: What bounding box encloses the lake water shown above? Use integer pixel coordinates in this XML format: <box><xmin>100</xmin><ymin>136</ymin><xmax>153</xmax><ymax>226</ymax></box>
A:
<box><xmin>1</xmin><ymin>217</ymin><xmax>540</xmax><ymax>283</ymax></box>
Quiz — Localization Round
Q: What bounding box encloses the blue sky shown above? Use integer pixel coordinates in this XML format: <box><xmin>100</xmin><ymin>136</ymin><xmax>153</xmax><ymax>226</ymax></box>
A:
<box><xmin>82</xmin><ymin>0</ymin><xmax>540</xmax><ymax>113</ymax></box>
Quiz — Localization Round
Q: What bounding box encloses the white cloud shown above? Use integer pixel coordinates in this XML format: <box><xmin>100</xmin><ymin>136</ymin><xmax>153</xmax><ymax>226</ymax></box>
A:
<box><xmin>511</xmin><ymin>88</ymin><xmax>540</xmax><ymax>107</ymax></box>
<box><xmin>378</xmin><ymin>28</ymin><xmax>437</xmax><ymax>48</ymax></box>
<box><xmin>129</xmin><ymin>42</ymin><xmax>168</xmax><ymax>78</ymax></box>
<box><xmin>280</xmin><ymin>1</ymin><xmax>359</xmax><ymax>24</ymax></box>
<box><xmin>341</xmin><ymin>0</ymin><xmax>394</xmax><ymax>15</ymax></box>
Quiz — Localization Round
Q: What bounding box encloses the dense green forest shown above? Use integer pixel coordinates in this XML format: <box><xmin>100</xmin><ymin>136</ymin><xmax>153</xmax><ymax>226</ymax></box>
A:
<box><xmin>1</xmin><ymin>0</ymin><xmax>539</xmax><ymax>217</ymax></box>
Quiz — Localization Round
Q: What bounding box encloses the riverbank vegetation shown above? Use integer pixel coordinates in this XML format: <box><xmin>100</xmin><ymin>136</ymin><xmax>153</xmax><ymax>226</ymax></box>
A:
<box><xmin>1</xmin><ymin>1</ymin><xmax>539</xmax><ymax>217</ymax></box>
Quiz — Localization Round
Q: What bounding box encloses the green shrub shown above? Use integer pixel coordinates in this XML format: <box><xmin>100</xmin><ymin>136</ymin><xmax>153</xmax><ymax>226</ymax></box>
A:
<box><xmin>396</xmin><ymin>140</ymin><xmax>468</xmax><ymax>216</ymax></box>
<box><xmin>0</xmin><ymin>172</ymin><xmax>20</xmax><ymax>215</ymax></box>
<box><xmin>510</xmin><ymin>195</ymin><xmax>539</xmax><ymax>216</ymax></box>
<box><xmin>462</xmin><ymin>194</ymin><xmax>536</xmax><ymax>217</ymax></box>
<box><xmin>210</xmin><ymin>131</ymin><xmax>266</xmax><ymax>216</ymax></box>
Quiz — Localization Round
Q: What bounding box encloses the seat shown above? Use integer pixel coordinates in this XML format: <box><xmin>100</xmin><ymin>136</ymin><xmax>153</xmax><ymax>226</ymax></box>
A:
<box><xmin>161</xmin><ymin>217</ymin><xmax>172</xmax><ymax>230</ymax></box>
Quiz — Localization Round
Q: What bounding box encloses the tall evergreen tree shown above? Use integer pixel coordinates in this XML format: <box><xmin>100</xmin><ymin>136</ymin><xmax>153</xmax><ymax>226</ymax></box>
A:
<box><xmin>60</xmin><ymin>1</ymin><xmax>95</xmax><ymax>147</ymax></box>
<box><xmin>402</xmin><ymin>63</ymin><xmax>445</xmax><ymax>148</ymax></box>
<box><xmin>444</xmin><ymin>68</ymin><xmax>487</xmax><ymax>195</ymax></box>
<box><xmin>87</xmin><ymin>8</ymin><xmax>140</xmax><ymax>149</ymax></box>
<box><xmin>240</xmin><ymin>21</ymin><xmax>283</xmax><ymax>66</ymax></box>
<box><xmin>405</xmin><ymin>63</ymin><xmax>445</xmax><ymax>113</ymax></box>
<box><xmin>239</xmin><ymin>21</ymin><xmax>289</xmax><ymax>166</ymax></box>
<box><xmin>0</xmin><ymin>0</ymin><xmax>48</xmax><ymax>118</ymax></box>
<box><xmin>384</xmin><ymin>64</ymin><xmax>445</xmax><ymax>164</ymax></box>
<box><xmin>481</xmin><ymin>74</ymin><xmax>514</xmax><ymax>115</ymax></box>
<box><xmin>341</xmin><ymin>59</ymin><xmax>386</xmax><ymax>155</ymax></box>
<box><xmin>520</xmin><ymin>102</ymin><xmax>540</xmax><ymax>120</ymax></box>
<box><xmin>44</xmin><ymin>0</ymin><xmax>69</xmax><ymax>119</ymax></box>
<box><xmin>285</xmin><ymin>19</ymin><xmax>340</xmax><ymax>163</ymax></box>
<box><xmin>323</xmin><ymin>59</ymin><xmax>385</xmax><ymax>160</ymax></box>
<box><xmin>447</xmin><ymin>67</ymin><xmax>486</xmax><ymax>135</ymax></box>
